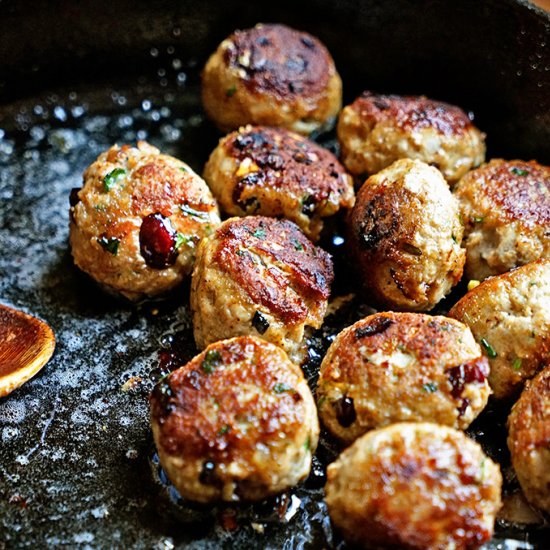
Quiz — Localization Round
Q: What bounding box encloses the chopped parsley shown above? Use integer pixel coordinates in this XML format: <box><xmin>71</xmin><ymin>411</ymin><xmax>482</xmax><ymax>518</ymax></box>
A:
<box><xmin>291</xmin><ymin>238</ymin><xmax>304</xmax><ymax>251</ymax></box>
<box><xmin>512</xmin><ymin>358</ymin><xmax>522</xmax><ymax>371</ymax></box>
<box><xmin>97</xmin><ymin>236</ymin><xmax>119</xmax><ymax>255</ymax></box>
<box><xmin>451</xmin><ymin>234</ymin><xmax>458</xmax><ymax>244</ymax></box>
<box><xmin>218</xmin><ymin>424</ymin><xmax>230</xmax><ymax>435</ymax></box>
<box><xmin>226</xmin><ymin>85</ymin><xmax>237</xmax><ymax>97</ymax></box>
<box><xmin>481</xmin><ymin>338</ymin><xmax>497</xmax><ymax>358</ymax></box>
<box><xmin>202</xmin><ymin>349</ymin><xmax>222</xmax><ymax>374</ymax></box>
<box><xmin>252</xmin><ymin>228</ymin><xmax>266</xmax><ymax>239</ymax></box>
<box><xmin>304</xmin><ymin>436</ymin><xmax>311</xmax><ymax>451</ymax></box>
<box><xmin>473</xmin><ymin>216</ymin><xmax>485</xmax><ymax>223</ymax></box>
<box><xmin>422</xmin><ymin>382</ymin><xmax>438</xmax><ymax>393</ymax></box>
<box><xmin>402</xmin><ymin>243</ymin><xmax>422</xmax><ymax>256</ymax></box>
<box><xmin>175</xmin><ymin>233</ymin><xmax>193</xmax><ymax>250</ymax></box>
<box><xmin>273</xmin><ymin>383</ymin><xmax>294</xmax><ymax>394</ymax></box>
<box><xmin>179</xmin><ymin>166</ymin><xmax>188</xmax><ymax>173</ymax></box>
<box><xmin>180</xmin><ymin>204</ymin><xmax>209</xmax><ymax>219</ymax></box>
<box><xmin>103</xmin><ymin>168</ymin><xmax>126</xmax><ymax>192</ymax></box>
<box><xmin>511</xmin><ymin>167</ymin><xmax>529</xmax><ymax>177</ymax></box>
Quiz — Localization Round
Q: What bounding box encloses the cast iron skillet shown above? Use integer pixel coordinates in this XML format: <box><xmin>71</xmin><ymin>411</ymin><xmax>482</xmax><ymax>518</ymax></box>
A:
<box><xmin>0</xmin><ymin>0</ymin><xmax>549</xmax><ymax>548</ymax></box>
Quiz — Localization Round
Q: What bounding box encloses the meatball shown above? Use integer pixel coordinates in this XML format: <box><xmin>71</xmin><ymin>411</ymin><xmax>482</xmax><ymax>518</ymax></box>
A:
<box><xmin>507</xmin><ymin>364</ymin><xmax>550</xmax><ymax>513</ymax></box>
<box><xmin>347</xmin><ymin>159</ymin><xmax>465</xmax><ymax>311</ymax></box>
<box><xmin>201</xmin><ymin>23</ymin><xmax>342</xmax><ymax>135</ymax></box>
<box><xmin>203</xmin><ymin>125</ymin><xmax>354</xmax><ymax>241</ymax></box>
<box><xmin>449</xmin><ymin>260</ymin><xmax>550</xmax><ymax>400</ymax></box>
<box><xmin>454</xmin><ymin>159</ymin><xmax>550</xmax><ymax>281</ymax></box>
<box><xmin>337</xmin><ymin>92</ymin><xmax>485</xmax><ymax>184</ymax></box>
<box><xmin>150</xmin><ymin>336</ymin><xmax>319</xmax><ymax>503</ymax></box>
<box><xmin>69</xmin><ymin>141</ymin><xmax>221</xmax><ymax>301</ymax></box>
<box><xmin>325</xmin><ymin>422</ymin><xmax>502</xmax><ymax>550</ymax></box>
<box><xmin>317</xmin><ymin>312</ymin><xmax>490</xmax><ymax>445</ymax></box>
<box><xmin>190</xmin><ymin>216</ymin><xmax>333</xmax><ymax>363</ymax></box>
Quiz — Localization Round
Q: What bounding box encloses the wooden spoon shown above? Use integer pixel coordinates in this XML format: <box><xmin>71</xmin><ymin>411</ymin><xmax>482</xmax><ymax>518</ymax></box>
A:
<box><xmin>0</xmin><ymin>304</ymin><xmax>55</xmax><ymax>398</ymax></box>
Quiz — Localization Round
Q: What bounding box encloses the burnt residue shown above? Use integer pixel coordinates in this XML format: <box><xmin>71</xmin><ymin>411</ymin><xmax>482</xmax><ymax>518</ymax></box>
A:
<box><xmin>354</xmin><ymin>316</ymin><xmax>393</xmax><ymax>339</ymax></box>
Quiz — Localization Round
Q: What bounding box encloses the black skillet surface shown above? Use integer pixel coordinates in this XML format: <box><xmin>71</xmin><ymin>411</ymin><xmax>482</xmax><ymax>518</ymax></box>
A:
<box><xmin>1</xmin><ymin>0</ymin><xmax>549</xmax><ymax>548</ymax></box>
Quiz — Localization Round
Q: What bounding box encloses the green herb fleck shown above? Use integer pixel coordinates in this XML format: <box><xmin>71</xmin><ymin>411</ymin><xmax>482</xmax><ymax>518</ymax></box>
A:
<box><xmin>103</xmin><ymin>168</ymin><xmax>126</xmax><ymax>192</ymax></box>
<box><xmin>317</xmin><ymin>396</ymin><xmax>327</xmax><ymax>408</ymax></box>
<box><xmin>422</xmin><ymin>382</ymin><xmax>438</xmax><ymax>393</ymax></box>
<box><xmin>218</xmin><ymin>424</ymin><xmax>230</xmax><ymax>435</ymax></box>
<box><xmin>529</xmin><ymin>281</ymin><xmax>538</xmax><ymax>287</ymax></box>
<box><xmin>512</xmin><ymin>358</ymin><xmax>522</xmax><ymax>371</ymax></box>
<box><xmin>402</xmin><ymin>242</ymin><xmax>422</xmax><ymax>256</ymax></box>
<box><xmin>292</xmin><ymin>238</ymin><xmax>304</xmax><ymax>251</ymax></box>
<box><xmin>226</xmin><ymin>85</ymin><xmax>237</xmax><ymax>97</ymax></box>
<box><xmin>304</xmin><ymin>436</ymin><xmax>311</xmax><ymax>451</ymax></box>
<box><xmin>94</xmin><ymin>204</ymin><xmax>107</xmax><ymax>212</ymax></box>
<box><xmin>180</xmin><ymin>204</ymin><xmax>209</xmax><ymax>219</ymax></box>
<box><xmin>97</xmin><ymin>236</ymin><xmax>119</xmax><ymax>255</ymax></box>
<box><xmin>175</xmin><ymin>233</ymin><xmax>193</xmax><ymax>250</ymax></box>
<box><xmin>511</xmin><ymin>167</ymin><xmax>529</xmax><ymax>177</ymax></box>
<box><xmin>473</xmin><ymin>216</ymin><xmax>485</xmax><ymax>223</ymax></box>
<box><xmin>180</xmin><ymin>166</ymin><xmax>188</xmax><ymax>173</ymax></box>
<box><xmin>481</xmin><ymin>338</ymin><xmax>497</xmax><ymax>358</ymax></box>
<box><xmin>273</xmin><ymin>383</ymin><xmax>294</xmax><ymax>394</ymax></box>
<box><xmin>252</xmin><ymin>228</ymin><xmax>266</xmax><ymax>239</ymax></box>
<box><xmin>202</xmin><ymin>349</ymin><xmax>222</xmax><ymax>374</ymax></box>
<box><xmin>451</xmin><ymin>234</ymin><xmax>458</xmax><ymax>244</ymax></box>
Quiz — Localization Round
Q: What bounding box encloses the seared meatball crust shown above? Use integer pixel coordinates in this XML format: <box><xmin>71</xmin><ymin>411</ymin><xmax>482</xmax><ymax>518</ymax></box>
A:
<box><xmin>454</xmin><ymin>159</ymin><xmax>550</xmax><ymax>280</ymax></box>
<box><xmin>69</xmin><ymin>141</ymin><xmax>221</xmax><ymax>301</ymax></box>
<box><xmin>325</xmin><ymin>423</ymin><xmax>502</xmax><ymax>550</ymax></box>
<box><xmin>507</xmin><ymin>364</ymin><xmax>550</xmax><ymax>513</ymax></box>
<box><xmin>317</xmin><ymin>312</ymin><xmax>490</xmax><ymax>445</ymax></box>
<box><xmin>150</xmin><ymin>336</ymin><xmax>319</xmax><ymax>503</ymax></box>
<box><xmin>347</xmin><ymin>159</ymin><xmax>465</xmax><ymax>311</ymax></box>
<box><xmin>449</xmin><ymin>260</ymin><xmax>550</xmax><ymax>400</ymax></box>
<box><xmin>191</xmin><ymin>216</ymin><xmax>333</xmax><ymax>362</ymax></box>
<box><xmin>203</xmin><ymin>125</ymin><xmax>354</xmax><ymax>241</ymax></box>
<box><xmin>337</xmin><ymin>92</ymin><xmax>486</xmax><ymax>184</ymax></box>
<box><xmin>201</xmin><ymin>23</ymin><xmax>342</xmax><ymax>135</ymax></box>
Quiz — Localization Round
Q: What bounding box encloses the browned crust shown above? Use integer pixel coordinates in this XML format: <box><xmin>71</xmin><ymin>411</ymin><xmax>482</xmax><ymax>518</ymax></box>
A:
<box><xmin>350</xmin><ymin>91</ymin><xmax>475</xmax><ymax>136</ymax></box>
<box><xmin>508</xmin><ymin>365</ymin><xmax>550</xmax><ymax>451</ymax></box>
<box><xmin>457</xmin><ymin>159</ymin><xmax>550</xmax><ymax>227</ymax></box>
<box><xmin>326</xmin><ymin>423</ymin><xmax>502</xmax><ymax>549</ymax></box>
<box><xmin>348</xmin><ymin>178</ymin><xmax>425</xmax><ymax>302</ymax></box>
<box><xmin>223</xmin><ymin>24</ymin><xmax>332</xmax><ymax>100</ymax></box>
<box><xmin>211</xmin><ymin>217</ymin><xmax>333</xmax><ymax>324</ymax></box>
<box><xmin>150</xmin><ymin>337</ymin><xmax>307</xmax><ymax>463</ymax></box>
<box><xmin>223</xmin><ymin>126</ymin><xmax>353</xmax><ymax>214</ymax></box>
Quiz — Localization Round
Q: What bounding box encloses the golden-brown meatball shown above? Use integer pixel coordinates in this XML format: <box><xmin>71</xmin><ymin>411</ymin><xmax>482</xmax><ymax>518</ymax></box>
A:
<box><xmin>507</xmin><ymin>364</ymin><xmax>550</xmax><ymax>513</ymax></box>
<box><xmin>190</xmin><ymin>216</ymin><xmax>333</xmax><ymax>363</ymax></box>
<box><xmin>149</xmin><ymin>336</ymin><xmax>319</xmax><ymax>503</ymax></box>
<box><xmin>337</xmin><ymin>92</ymin><xmax>486</xmax><ymax>184</ymax></box>
<box><xmin>201</xmin><ymin>23</ymin><xmax>342</xmax><ymax>135</ymax></box>
<box><xmin>454</xmin><ymin>159</ymin><xmax>550</xmax><ymax>281</ymax></box>
<box><xmin>347</xmin><ymin>159</ymin><xmax>465</xmax><ymax>311</ymax></box>
<box><xmin>317</xmin><ymin>312</ymin><xmax>491</xmax><ymax>445</ymax></box>
<box><xmin>203</xmin><ymin>125</ymin><xmax>354</xmax><ymax>241</ymax></box>
<box><xmin>449</xmin><ymin>260</ymin><xmax>550</xmax><ymax>400</ymax></box>
<box><xmin>69</xmin><ymin>141</ymin><xmax>221</xmax><ymax>301</ymax></box>
<box><xmin>325</xmin><ymin>423</ymin><xmax>502</xmax><ymax>550</ymax></box>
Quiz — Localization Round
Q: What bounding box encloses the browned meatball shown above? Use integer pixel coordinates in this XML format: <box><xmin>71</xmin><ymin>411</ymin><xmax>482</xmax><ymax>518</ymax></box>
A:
<box><xmin>325</xmin><ymin>423</ymin><xmax>502</xmax><ymax>550</ymax></box>
<box><xmin>449</xmin><ymin>259</ymin><xmax>550</xmax><ymax>400</ymax></box>
<box><xmin>69</xmin><ymin>141</ymin><xmax>221</xmax><ymax>301</ymax></box>
<box><xmin>201</xmin><ymin>23</ymin><xmax>342</xmax><ymax>135</ymax></box>
<box><xmin>203</xmin><ymin>125</ymin><xmax>354</xmax><ymax>241</ymax></box>
<box><xmin>190</xmin><ymin>216</ymin><xmax>333</xmax><ymax>363</ymax></box>
<box><xmin>150</xmin><ymin>336</ymin><xmax>319</xmax><ymax>503</ymax></box>
<box><xmin>317</xmin><ymin>312</ymin><xmax>491</xmax><ymax>445</ymax></box>
<box><xmin>507</xmin><ymin>364</ymin><xmax>550</xmax><ymax>513</ymax></box>
<box><xmin>337</xmin><ymin>92</ymin><xmax>486</xmax><ymax>184</ymax></box>
<box><xmin>454</xmin><ymin>159</ymin><xmax>550</xmax><ymax>280</ymax></box>
<box><xmin>347</xmin><ymin>159</ymin><xmax>465</xmax><ymax>311</ymax></box>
